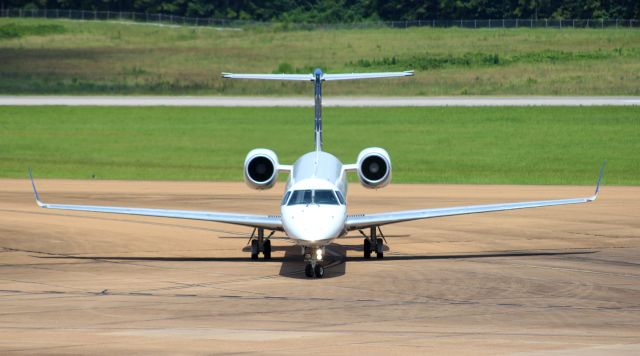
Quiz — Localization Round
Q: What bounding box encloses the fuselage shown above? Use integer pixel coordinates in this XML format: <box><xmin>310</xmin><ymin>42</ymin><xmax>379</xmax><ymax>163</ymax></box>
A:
<box><xmin>280</xmin><ymin>151</ymin><xmax>348</xmax><ymax>247</ymax></box>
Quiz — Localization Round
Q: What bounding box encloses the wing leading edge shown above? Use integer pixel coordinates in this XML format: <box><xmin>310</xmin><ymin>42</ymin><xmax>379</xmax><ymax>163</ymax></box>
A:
<box><xmin>346</xmin><ymin>161</ymin><xmax>606</xmax><ymax>231</ymax></box>
<box><xmin>28</xmin><ymin>170</ymin><xmax>283</xmax><ymax>231</ymax></box>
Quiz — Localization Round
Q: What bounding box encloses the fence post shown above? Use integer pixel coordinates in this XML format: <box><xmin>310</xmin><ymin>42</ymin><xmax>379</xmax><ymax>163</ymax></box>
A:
<box><xmin>516</xmin><ymin>18</ymin><xmax>518</xmax><ymax>27</ymax></box>
<box><xmin>502</xmin><ymin>19</ymin><xmax>505</xmax><ymax>28</ymax></box>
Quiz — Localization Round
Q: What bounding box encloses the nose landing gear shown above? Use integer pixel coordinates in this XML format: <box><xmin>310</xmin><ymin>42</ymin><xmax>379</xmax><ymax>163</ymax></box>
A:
<box><xmin>303</xmin><ymin>246</ymin><xmax>325</xmax><ymax>278</ymax></box>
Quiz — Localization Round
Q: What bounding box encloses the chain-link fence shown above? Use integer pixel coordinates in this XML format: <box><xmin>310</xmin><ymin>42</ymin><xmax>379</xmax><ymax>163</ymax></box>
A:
<box><xmin>1</xmin><ymin>8</ymin><xmax>638</xmax><ymax>30</ymax></box>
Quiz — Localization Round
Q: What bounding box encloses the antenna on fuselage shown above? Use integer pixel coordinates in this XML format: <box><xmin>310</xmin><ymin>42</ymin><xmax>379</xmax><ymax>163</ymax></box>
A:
<box><xmin>221</xmin><ymin>69</ymin><xmax>415</xmax><ymax>152</ymax></box>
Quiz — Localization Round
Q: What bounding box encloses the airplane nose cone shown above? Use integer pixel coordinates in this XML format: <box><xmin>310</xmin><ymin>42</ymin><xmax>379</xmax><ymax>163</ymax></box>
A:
<box><xmin>283</xmin><ymin>205</ymin><xmax>345</xmax><ymax>243</ymax></box>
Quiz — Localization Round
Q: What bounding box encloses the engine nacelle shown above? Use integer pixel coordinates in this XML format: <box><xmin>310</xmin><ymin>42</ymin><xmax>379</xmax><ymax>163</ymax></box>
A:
<box><xmin>356</xmin><ymin>147</ymin><xmax>392</xmax><ymax>189</ymax></box>
<box><xmin>244</xmin><ymin>148</ymin><xmax>279</xmax><ymax>190</ymax></box>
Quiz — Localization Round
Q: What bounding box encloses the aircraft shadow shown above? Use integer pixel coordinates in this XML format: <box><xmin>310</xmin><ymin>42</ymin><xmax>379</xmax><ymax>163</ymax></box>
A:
<box><xmin>34</xmin><ymin>247</ymin><xmax>595</xmax><ymax>279</ymax></box>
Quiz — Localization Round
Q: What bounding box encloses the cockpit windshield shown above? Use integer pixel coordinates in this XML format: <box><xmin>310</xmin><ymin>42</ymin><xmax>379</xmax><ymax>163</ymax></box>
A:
<box><xmin>286</xmin><ymin>189</ymin><xmax>340</xmax><ymax>206</ymax></box>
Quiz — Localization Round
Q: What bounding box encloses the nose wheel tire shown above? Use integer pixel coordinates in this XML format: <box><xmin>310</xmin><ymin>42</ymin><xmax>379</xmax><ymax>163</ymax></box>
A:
<box><xmin>304</xmin><ymin>264</ymin><xmax>314</xmax><ymax>278</ymax></box>
<box><xmin>304</xmin><ymin>263</ymin><xmax>325</xmax><ymax>278</ymax></box>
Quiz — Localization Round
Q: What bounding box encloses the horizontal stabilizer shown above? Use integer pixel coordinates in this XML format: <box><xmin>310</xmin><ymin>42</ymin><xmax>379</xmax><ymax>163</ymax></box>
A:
<box><xmin>222</xmin><ymin>73</ymin><xmax>313</xmax><ymax>81</ymax></box>
<box><xmin>323</xmin><ymin>71</ymin><xmax>414</xmax><ymax>81</ymax></box>
<box><xmin>222</xmin><ymin>70</ymin><xmax>414</xmax><ymax>82</ymax></box>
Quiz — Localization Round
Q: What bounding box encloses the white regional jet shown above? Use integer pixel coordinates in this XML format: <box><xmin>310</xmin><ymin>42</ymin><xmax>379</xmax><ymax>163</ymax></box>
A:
<box><xmin>30</xmin><ymin>69</ymin><xmax>605</xmax><ymax>278</ymax></box>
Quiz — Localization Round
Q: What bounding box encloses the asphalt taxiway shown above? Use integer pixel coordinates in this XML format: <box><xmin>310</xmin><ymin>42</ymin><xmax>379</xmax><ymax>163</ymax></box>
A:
<box><xmin>1</xmin><ymin>180</ymin><xmax>639</xmax><ymax>354</ymax></box>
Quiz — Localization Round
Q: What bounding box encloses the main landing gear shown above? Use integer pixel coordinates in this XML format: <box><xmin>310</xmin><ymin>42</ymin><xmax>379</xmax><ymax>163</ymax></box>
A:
<box><xmin>303</xmin><ymin>246</ymin><xmax>325</xmax><ymax>278</ymax></box>
<box><xmin>361</xmin><ymin>226</ymin><xmax>385</xmax><ymax>259</ymax></box>
<box><xmin>249</xmin><ymin>228</ymin><xmax>274</xmax><ymax>260</ymax></box>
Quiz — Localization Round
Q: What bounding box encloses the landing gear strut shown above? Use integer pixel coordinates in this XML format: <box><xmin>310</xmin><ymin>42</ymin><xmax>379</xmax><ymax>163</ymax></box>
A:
<box><xmin>361</xmin><ymin>226</ymin><xmax>385</xmax><ymax>259</ymax></box>
<box><xmin>249</xmin><ymin>228</ymin><xmax>273</xmax><ymax>260</ymax></box>
<box><xmin>303</xmin><ymin>246</ymin><xmax>325</xmax><ymax>278</ymax></box>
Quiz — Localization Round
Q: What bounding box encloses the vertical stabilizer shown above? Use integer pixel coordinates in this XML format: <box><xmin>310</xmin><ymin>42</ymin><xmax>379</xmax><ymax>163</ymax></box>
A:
<box><xmin>313</xmin><ymin>68</ymin><xmax>323</xmax><ymax>152</ymax></box>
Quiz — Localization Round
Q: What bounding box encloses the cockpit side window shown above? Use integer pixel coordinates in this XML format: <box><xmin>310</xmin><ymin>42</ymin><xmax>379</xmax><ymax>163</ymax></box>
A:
<box><xmin>334</xmin><ymin>191</ymin><xmax>345</xmax><ymax>205</ymax></box>
<box><xmin>281</xmin><ymin>191</ymin><xmax>292</xmax><ymax>206</ymax></box>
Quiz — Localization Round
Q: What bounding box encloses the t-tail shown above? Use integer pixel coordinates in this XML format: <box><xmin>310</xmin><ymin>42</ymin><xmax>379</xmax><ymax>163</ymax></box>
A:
<box><xmin>222</xmin><ymin>69</ymin><xmax>414</xmax><ymax>151</ymax></box>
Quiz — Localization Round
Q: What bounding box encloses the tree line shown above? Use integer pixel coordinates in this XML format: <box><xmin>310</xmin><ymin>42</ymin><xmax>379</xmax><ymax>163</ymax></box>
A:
<box><xmin>2</xmin><ymin>1</ymin><xmax>639</xmax><ymax>22</ymax></box>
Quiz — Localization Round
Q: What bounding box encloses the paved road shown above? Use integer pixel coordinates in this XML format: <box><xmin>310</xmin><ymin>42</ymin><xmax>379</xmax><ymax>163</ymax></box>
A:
<box><xmin>1</xmin><ymin>96</ymin><xmax>639</xmax><ymax>107</ymax></box>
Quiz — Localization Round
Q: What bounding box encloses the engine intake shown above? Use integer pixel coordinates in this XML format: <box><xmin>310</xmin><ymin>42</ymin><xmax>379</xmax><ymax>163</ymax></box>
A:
<box><xmin>357</xmin><ymin>147</ymin><xmax>391</xmax><ymax>189</ymax></box>
<box><xmin>244</xmin><ymin>149</ymin><xmax>279</xmax><ymax>190</ymax></box>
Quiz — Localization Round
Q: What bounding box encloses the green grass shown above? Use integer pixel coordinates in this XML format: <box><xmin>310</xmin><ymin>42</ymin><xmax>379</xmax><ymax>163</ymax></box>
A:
<box><xmin>1</xmin><ymin>106</ymin><xmax>638</xmax><ymax>185</ymax></box>
<box><xmin>1</xmin><ymin>18</ymin><xmax>639</xmax><ymax>95</ymax></box>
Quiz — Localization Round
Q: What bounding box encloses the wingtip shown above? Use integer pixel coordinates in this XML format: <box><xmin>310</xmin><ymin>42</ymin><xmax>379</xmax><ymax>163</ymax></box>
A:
<box><xmin>27</xmin><ymin>168</ymin><xmax>43</xmax><ymax>207</ymax></box>
<box><xmin>594</xmin><ymin>160</ymin><xmax>606</xmax><ymax>197</ymax></box>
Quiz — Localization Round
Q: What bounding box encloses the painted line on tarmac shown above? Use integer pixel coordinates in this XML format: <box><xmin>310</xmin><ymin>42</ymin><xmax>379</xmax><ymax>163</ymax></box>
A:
<box><xmin>1</xmin><ymin>96</ymin><xmax>639</xmax><ymax>107</ymax></box>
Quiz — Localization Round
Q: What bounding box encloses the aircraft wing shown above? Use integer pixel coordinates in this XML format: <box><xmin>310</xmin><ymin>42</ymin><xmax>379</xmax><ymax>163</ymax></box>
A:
<box><xmin>346</xmin><ymin>162</ymin><xmax>605</xmax><ymax>231</ymax></box>
<box><xmin>28</xmin><ymin>172</ymin><xmax>283</xmax><ymax>231</ymax></box>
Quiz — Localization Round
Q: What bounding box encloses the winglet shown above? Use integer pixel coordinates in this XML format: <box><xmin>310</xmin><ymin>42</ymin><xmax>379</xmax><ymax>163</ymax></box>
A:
<box><xmin>28</xmin><ymin>168</ymin><xmax>44</xmax><ymax>207</ymax></box>
<box><xmin>589</xmin><ymin>160</ymin><xmax>606</xmax><ymax>201</ymax></box>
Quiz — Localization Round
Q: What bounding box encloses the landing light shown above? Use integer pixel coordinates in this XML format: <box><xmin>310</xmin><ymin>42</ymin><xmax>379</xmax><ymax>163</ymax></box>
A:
<box><xmin>316</xmin><ymin>249</ymin><xmax>323</xmax><ymax>260</ymax></box>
